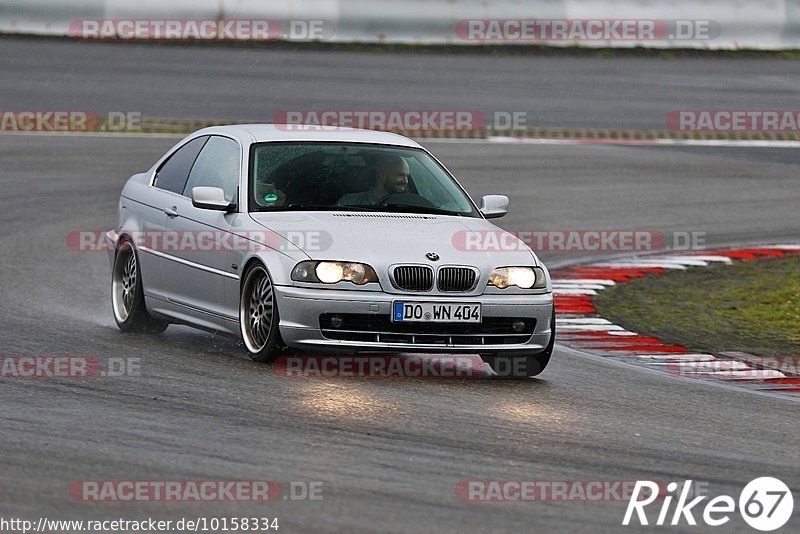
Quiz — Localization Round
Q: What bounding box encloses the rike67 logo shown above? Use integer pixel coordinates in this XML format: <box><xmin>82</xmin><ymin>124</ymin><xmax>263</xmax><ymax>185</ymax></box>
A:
<box><xmin>623</xmin><ymin>478</ymin><xmax>793</xmax><ymax>531</ymax></box>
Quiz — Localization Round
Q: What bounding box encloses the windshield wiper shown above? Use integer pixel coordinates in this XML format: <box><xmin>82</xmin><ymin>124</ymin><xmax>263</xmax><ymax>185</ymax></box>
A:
<box><xmin>274</xmin><ymin>204</ymin><xmax>377</xmax><ymax>212</ymax></box>
<box><xmin>268</xmin><ymin>203</ymin><xmax>465</xmax><ymax>216</ymax></box>
<box><xmin>373</xmin><ymin>204</ymin><xmax>465</xmax><ymax>216</ymax></box>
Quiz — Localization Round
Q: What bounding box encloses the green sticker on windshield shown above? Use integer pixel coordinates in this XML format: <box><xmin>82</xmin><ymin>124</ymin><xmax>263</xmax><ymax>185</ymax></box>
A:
<box><xmin>263</xmin><ymin>193</ymin><xmax>279</xmax><ymax>203</ymax></box>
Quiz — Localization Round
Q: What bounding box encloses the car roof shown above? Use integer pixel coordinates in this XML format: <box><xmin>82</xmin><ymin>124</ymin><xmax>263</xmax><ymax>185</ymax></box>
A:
<box><xmin>191</xmin><ymin>124</ymin><xmax>423</xmax><ymax>149</ymax></box>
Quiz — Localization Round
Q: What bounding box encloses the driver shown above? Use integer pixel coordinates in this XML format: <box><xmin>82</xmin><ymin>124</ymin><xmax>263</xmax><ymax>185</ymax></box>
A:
<box><xmin>336</xmin><ymin>155</ymin><xmax>409</xmax><ymax>206</ymax></box>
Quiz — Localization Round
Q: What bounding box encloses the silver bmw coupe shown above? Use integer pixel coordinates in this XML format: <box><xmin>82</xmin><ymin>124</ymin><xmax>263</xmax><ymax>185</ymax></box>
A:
<box><xmin>107</xmin><ymin>125</ymin><xmax>555</xmax><ymax>377</ymax></box>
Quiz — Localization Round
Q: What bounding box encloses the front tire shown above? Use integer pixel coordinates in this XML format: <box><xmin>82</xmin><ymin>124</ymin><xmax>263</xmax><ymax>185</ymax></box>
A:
<box><xmin>111</xmin><ymin>239</ymin><xmax>168</xmax><ymax>334</ymax></box>
<box><xmin>481</xmin><ymin>306</ymin><xmax>555</xmax><ymax>378</ymax></box>
<box><xmin>240</xmin><ymin>263</ymin><xmax>284</xmax><ymax>362</ymax></box>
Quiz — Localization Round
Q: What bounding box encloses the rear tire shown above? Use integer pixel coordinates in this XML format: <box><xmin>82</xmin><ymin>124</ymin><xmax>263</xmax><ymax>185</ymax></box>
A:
<box><xmin>481</xmin><ymin>306</ymin><xmax>555</xmax><ymax>378</ymax></box>
<box><xmin>111</xmin><ymin>238</ymin><xmax>169</xmax><ymax>334</ymax></box>
<box><xmin>240</xmin><ymin>263</ymin><xmax>284</xmax><ymax>362</ymax></box>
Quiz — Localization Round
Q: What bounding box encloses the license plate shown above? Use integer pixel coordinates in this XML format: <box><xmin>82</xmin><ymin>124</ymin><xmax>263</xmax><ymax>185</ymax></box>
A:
<box><xmin>392</xmin><ymin>301</ymin><xmax>482</xmax><ymax>323</ymax></box>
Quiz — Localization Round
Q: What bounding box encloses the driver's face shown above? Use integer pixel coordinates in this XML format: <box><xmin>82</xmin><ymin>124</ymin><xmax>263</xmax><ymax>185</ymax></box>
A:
<box><xmin>381</xmin><ymin>160</ymin><xmax>410</xmax><ymax>194</ymax></box>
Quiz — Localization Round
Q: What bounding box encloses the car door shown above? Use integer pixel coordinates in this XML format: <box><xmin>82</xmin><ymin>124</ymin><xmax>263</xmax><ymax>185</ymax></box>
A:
<box><xmin>161</xmin><ymin>135</ymin><xmax>242</xmax><ymax>324</ymax></box>
<box><xmin>137</xmin><ymin>135</ymin><xmax>209</xmax><ymax>303</ymax></box>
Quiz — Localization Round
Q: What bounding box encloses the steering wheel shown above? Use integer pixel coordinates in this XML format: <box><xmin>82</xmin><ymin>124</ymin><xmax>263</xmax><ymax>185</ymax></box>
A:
<box><xmin>376</xmin><ymin>192</ymin><xmax>436</xmax><ymax>208</ymax></box>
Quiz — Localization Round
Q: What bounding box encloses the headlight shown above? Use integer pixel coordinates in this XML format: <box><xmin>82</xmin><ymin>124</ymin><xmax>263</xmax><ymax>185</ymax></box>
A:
<box><xmin>487</xmin><ymin>266</ymin><xmax>546</xmax><ymax>289</ymax></box>
<box><xmin>291</xmin><ymin>261</ymin><xmax>378</xmax><ymax>285</ymax></box>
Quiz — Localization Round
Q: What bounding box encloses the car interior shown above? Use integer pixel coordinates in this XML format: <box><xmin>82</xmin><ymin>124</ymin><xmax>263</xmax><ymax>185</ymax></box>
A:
<box><xmin>252</xmin><ymin>148</ymin><xmax>420</xmax><ymax>208</ymax></box>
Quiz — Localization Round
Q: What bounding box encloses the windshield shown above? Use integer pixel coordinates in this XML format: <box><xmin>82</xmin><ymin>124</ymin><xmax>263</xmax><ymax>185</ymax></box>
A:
<box><xmin>248</xmin><ymin>142</ymin><xmax>480</xmax><ymax>217</ymax></box>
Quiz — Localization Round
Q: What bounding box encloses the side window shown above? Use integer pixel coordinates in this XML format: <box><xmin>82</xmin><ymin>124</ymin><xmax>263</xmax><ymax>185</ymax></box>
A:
<box><xmin>182</xmin><ymin>136</ymin><xmax>241</xmax><ymax>202</ymax></box>
<box><xmin>153</xmin><ymin>136</ymin><xmax>208</xmax><ymax>194</ymax></box>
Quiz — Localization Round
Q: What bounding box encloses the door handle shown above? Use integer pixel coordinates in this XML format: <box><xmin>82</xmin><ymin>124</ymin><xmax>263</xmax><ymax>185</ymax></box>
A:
<box><xmin>164</xmin><ymin>206</ymin><xmax>178</xmax><ymax>217</ymax></box>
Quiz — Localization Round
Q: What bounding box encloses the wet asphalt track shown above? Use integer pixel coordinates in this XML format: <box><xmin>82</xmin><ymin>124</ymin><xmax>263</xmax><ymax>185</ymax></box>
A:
<box><xmin>1</xmin><ymin>37</ymin><xmax>799</xmax><ymax>532</ymax></box>
<box><xmin>2</xmin><ymin>36</ymin><xmax>800</xmax><ymax>130</ymax></box>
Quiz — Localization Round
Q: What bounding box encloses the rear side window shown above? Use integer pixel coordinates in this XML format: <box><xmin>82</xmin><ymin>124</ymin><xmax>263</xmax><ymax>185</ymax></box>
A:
<box><xmin>182</xmin><ymin>136</ymin><xmax>240</xmax><ymax>202</ymax></box>
<box><xmin>153</xmin><ymin>136</ymin><xmax>208</xmax><ymax>194</ymax></box>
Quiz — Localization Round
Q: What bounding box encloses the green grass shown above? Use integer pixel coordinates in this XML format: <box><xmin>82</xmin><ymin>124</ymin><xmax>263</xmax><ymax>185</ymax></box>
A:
<box><xmin>594</xmin><ymin>254</ymin><xmax>800</xmax><ymax>356</ymax></box>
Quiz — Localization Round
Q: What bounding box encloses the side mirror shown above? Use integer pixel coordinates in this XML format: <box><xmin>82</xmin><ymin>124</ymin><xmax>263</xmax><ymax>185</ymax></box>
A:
<box><xmin>479</xmin><ymin>195</ymin><xmax>509</xmax><ymax>219</ymax></box>
<box><xmin>191</xmin><ymin>186</ymin><xmax>235</xmax><ymax>212</ymax></box>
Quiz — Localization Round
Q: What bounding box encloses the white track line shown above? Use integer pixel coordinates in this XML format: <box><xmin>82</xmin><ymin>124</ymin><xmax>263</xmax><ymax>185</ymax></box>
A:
<box><xmin>552</xmin><ymin>284</ymin><xmax>609</xmax><ymax>291</ymax></box>
<box><xmin>660</xmin><ymin>255</ymin><xmax>733</xmax><ymax>263</ymax></box>
<box><xmin>559</xmin><ymin>331</ymin><xmax>639</xmax><ymax>337</ymax></box>
<box><xmin>589</xmin><ymin>262</ymin><xmax>689</xmax><ymax>270</ymax></box>
<box><xmin>556</xmin><ymin>318</ymin><xmax>612</xmax><ymax>324</ymax></box>
<box><xmin>618</xmin><ymin>257</ymin><xmax>712</xmax><ymax>266</ymax></box>
<box><xmin>557</xmin><ymin>325</ymin><xmax>627</xmax><ymax>332</ymax></box>
<box><xmin>553</xmin><ymin>289</ymin><xmax>598</xmax><ymax>295</ymax></box>
<box><xmin>760</xmin><ymin>244</ymin><xmax>800</xmax><ymax>250</ymax></box>
<box><xmin>552</xmin><ymin>279</ymin><xmax>617</xmax><ymax>285</ymax></box>
<box><xmin>698</xmin><ymin>370</ymin><xmax>786</xmax><ymax>380</ymax></box>
<box><xmin>633</xmin><ymin>354</ymin><xmax>717</xmax><ymax>361</ymax></box>
<box><xmin>640</xmin><ymin>258</ymin><xmax>710</xmax><ymax>266</ymax></box>
<box><xmin>487</xmin><ymin>136</ymin><xmax>800</xmax><ymax>148</ymax></box>
<box><xmin>668</xmin><ymin>361</ymin><xmax>751</xmax><ymax>370</ymax></box>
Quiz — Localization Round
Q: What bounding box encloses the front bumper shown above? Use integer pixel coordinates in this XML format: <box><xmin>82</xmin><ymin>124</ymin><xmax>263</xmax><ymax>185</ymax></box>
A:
<box><xmin>274</xmin><ymin>285</ymin><xmax>554</xmax><ymax>354</ymax></box>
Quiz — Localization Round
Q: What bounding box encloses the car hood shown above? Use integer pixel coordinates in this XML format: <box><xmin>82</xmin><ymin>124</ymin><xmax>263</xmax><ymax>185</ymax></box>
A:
<box><xmin>248</xmin><ymin>211</ymin><xmax>538</xmax><ymax>267</ymax></box>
